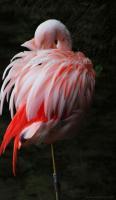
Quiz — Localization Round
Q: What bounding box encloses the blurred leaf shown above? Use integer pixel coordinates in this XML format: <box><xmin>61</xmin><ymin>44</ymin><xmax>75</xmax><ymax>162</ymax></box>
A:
<box><xmin>95</xmin><ymin>64</ymin><xmax>103</xmax><ymax>77</ymax></box>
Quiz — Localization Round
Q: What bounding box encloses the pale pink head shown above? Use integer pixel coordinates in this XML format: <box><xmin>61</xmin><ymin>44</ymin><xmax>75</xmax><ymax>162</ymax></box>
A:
<box><xmin>21</xmin><ymin>19</ymin><xmax>72</xmax><ymax>51</ymax></box>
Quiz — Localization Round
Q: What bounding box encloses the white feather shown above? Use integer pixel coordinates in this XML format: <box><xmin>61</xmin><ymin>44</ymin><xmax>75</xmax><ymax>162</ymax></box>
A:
<box><xmin>20</xmin><ymin>122</ymin><xmax>42</xmax><ymax>139</ymax></box>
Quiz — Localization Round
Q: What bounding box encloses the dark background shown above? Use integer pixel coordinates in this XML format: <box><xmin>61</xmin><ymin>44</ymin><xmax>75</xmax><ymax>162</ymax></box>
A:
<box><xmin>0</xmin><ymin>0</ymin><xmax>116</xmax><ymax>199</ymax></box>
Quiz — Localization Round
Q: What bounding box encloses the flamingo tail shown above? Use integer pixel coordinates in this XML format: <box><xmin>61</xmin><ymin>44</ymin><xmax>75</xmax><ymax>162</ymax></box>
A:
<box><xmin>0</xmin><ymin>103</ymin><xmax>47</xmax><ymax>175</ymax></box>
<box><xmin>0</xmin><ymin>106</ymin><xmax>28</xmax><ymax>175</ymax></box>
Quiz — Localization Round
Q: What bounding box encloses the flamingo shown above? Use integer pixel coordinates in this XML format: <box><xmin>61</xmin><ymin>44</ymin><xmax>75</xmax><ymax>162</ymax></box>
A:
<box><xmin>0</xmin><ymin>19</ymin><xmax>95</xmax><ymax>180</ymax></box>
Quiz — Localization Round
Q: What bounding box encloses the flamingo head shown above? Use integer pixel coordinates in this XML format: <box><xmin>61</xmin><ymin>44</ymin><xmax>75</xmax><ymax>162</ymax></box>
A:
<box><xmin>21</xmin><ymin>19</ymin><xmax>72</xmax><ymax>51</ymax></box>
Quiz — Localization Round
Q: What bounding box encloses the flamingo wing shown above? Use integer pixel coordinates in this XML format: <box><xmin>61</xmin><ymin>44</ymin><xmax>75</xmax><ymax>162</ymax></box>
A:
<box><xmin>23</xmin><ymin>49</ymin><xmax>95</xmax><ymax>121</ymax></box>
<box><xmin>0</xmin><ymin>49</ymin><xmax>95</xmax><ymax>174</ymax></box>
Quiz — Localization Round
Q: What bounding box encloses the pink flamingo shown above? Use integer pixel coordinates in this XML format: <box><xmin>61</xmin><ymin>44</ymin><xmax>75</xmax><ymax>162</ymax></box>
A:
<box><xmin>0</xmin><ymin>19</ymin><xmax>95</xmax><ymax>179</ymax></box>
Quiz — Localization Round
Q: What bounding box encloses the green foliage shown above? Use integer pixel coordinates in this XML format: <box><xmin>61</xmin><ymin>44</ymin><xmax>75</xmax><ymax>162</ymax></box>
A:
<box><xmin>95</xmin><ymin>64</ymin><xmax>103</xmax><ymax>77</ymax></box>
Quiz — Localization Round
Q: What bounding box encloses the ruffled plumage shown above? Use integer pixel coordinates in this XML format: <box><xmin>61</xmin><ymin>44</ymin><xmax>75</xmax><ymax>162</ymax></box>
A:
<box><xmin>0</xmin><ymin>48</ymin><xmax>95</xmax><ymax>174</ymax></box>
<box><xmin>0</xmin><ymin>49</ymin><xmax>95</xmax><ymax>118</ymax></box>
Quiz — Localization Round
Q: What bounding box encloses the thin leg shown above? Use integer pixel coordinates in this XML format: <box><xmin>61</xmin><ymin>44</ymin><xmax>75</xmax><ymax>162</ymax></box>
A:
<box><xmin>51</xmin><ymin>144</ymin><xmax>60</xmax><ymax>200</ymax></box>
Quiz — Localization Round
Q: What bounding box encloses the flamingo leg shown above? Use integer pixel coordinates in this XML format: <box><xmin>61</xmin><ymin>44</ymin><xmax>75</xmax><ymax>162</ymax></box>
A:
<box><xmin>51</xmin><ymin>144</ymin><xmax>60</xmax><ymax>200</ymax></box>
